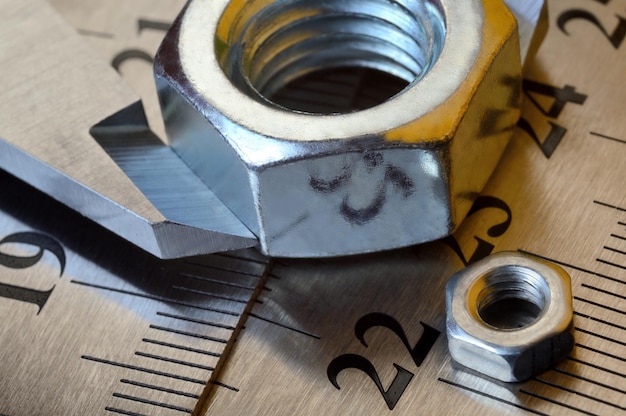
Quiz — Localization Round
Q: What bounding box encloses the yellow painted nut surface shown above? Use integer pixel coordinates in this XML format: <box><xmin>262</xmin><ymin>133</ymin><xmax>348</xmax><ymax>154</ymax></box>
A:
<box><xmin>155</xmin><ymin>0</ymin><xmax>524</xmax><ymax>257</ymax></box>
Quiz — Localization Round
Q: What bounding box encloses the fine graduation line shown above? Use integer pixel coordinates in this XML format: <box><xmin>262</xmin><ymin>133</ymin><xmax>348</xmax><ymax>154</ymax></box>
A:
<box><xmin>142</xmin><ymin>338</ymin><xmax>221</xmax><ymax>358</ymax></box>
<box><xmin>518</xmin><ymin>389</ymin><xmax>598</xmax><ymax>416</ymax></box>
<box><xmin>135</xmin><ymin>351</ymin><xmax>215</xmax><ymax>371</ymax></box>
<box><xmin>518</xmin><ymin>250</ymin><xmax>626</xmax><ymax>285</ymax></box>
<box><xmin>112</xmin><ymin>393</ymin><xmax>192</xmax><ymax>414</ymax></box>
<box><xmin>177</xmin><ymin>273</ymin><xmax>257</xmax><ymax>291</ymax></box>
<box><xmin>105</xmin><ymin>408</ymin><xmax>147</xmax><ymax>416</ymax></box>
<box><xmin>604</xmin><ymin>246</ymin><xmax>626</xmax><ymax>256</ymax></box>
<box><xmin>575</xmin><ymin>327</ymin><xmax>626</xmax><ymax>348</ymax></box>
<box><xmin>156</xmin><ymin>311</ymin><xmax>236</xmax><ymax>330</ymax></box>
<box><xmin>591</xmin><ymin>131</ymin><xmax>626</xmax><ymax>145</ymax></box>
<box><xmin>182</xmin><ymin>261</ymin><xmax>264</xmax><ymax>278</ymax></box>
<box><xmin>71</xmin><ymin>280</ymin><xmax>240</xmax><ymax>316</ymax></box>
<box><xmin>581</xmin><ymin>283</ymin><xmax>626</xmax><ymax>301</ymax></box>
<box><xmin>212</xmin><ymin>381</ymin><xmax>240</xmax><ymax>392</ymax></box>
<box><xmin>171</xmin><ymin>285</ymin><xmax>249</xmax><ymax>304</ymax></box>
<box><xmin>248</xmin><ymin>312</ymin><xmax>321</xmax><ymax>339</ymax></box>
<box><xmin>81</xmin><ymin>355</ymin><xmax>206</xmax><ymax>385</ymax></box>
<box><xmin>148</xmin><ymin>325</ymin><xmax>228</xmax><ymax>343</ymax></box>
<box><xmin>532</xmin><ymin>377</ymin><xmax>626</xmax><ymax>412</ymax></box>
<box><xmin>567</xmin><ymin>356</ymin><xmax>626</xmax><ymax>380</ymax></box>
<box><xmin>553</xmin><ymin>367</ymin><xmax>626</xmax><ymax>396</ymax></box>
<box><xmin>120</xmin><ymin>379</ymin><xmax>199</xmax><ymax>399</ymax></box>
<box><xmin>575</xmin><ymin>311</ymin><xmax>626</xmax><ymax>332</ymax></box>
<box><xmin>576</xmin><ymin>343</ymin><xmax>626</xmax><ymax>363</ymax></box>
<box><xmin>437</xmin><ymin>378</ymin><xmax>548</xmax><ymax>416</ymax></box>
<box><xmin>575</xmin><ymin>296</ymin><xmax>626</xmax><ymax>316</ymax></box>
<box><xmin>593</xmin><ymin>200</ymin><xmax>626</xmax><ymax>212</ymax></box>
<box><xmin>596</xmin><ymin>258</ymin><xmax>626</xmax><ymax>271</ymax></box>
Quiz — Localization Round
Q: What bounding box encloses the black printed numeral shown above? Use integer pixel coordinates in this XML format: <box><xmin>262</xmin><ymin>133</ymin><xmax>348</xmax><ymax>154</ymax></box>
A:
<box><xmin>0</xmin><ymin>232</ymin><xmax>66</xmax><ymax>314</ymax></box>
<box><xmin>442</xmin><ymin>196</ymin><xmax>512</xmax><ymax>266</ymax></box>
<box><xmin>517</xmin><ymin>80</ymin><xmax>587</xmax><ymax>158</ymax></box>
<box><xmin>558</xmin><ymin>9</ymin><xmax>626</xmax><ymax>49</ymax></box>
<box><xmin>327</xmin><ymin>313</ymin><xmax>440</xmax><ymax>410</ymax></box>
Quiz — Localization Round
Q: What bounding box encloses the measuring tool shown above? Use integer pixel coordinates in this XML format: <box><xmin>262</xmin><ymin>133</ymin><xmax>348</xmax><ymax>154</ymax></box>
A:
<box><xmin>1</xmin><ymin>0</ymin><xmax>625</xmax><ymax>414</ymax></box>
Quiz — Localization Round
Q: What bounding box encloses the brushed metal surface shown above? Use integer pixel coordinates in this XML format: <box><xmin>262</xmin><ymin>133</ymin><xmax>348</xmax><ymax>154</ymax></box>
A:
<box><xmin>1</xmin><ymin>0</ymin><xmax>625</xmax><ymax>415</ymax></box>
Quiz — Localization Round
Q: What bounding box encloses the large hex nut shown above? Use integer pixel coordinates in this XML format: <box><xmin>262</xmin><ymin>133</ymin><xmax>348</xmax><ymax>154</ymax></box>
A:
<box><xmin>446</xmin><ymin>252</ymin><xmax>574</xmax><ymax>382</ymax></box>
<box><xmin>154</xmin><ymin>0</ymin><xmax>522</xmax><ymax>257</ymax></box>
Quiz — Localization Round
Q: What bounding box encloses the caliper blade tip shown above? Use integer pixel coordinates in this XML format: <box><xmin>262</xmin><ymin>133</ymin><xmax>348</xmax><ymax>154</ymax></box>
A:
<box><xmin>0</xmin><ymin>0</ymin><xmax>256</xmax><ymax>259</ymax></box>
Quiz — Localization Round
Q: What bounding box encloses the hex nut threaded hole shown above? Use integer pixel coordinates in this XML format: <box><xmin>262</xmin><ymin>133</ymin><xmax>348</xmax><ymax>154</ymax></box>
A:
<box><xmin>476</xmin><ymin>266</ymin><xmax>550</xmax><ymax>331</ymax></box>
<box><xmin>215</xmin><ymin>0</ymin><xmax>446</xmax><ymax>114</ymax></box>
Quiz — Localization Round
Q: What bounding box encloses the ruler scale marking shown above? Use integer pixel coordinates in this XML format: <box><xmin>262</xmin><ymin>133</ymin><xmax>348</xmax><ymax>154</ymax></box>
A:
<box><xmin>155</xmin><ymin>311</ymin><xmax>236</xmax><ymax>330</ymax></box>
<box><xmin>148</xmin><ymin>325</ymin><xmax>229</xmax><ymax>343</ymax></box>
<box><xmin>81</xmin><ymin>356</ymin><xmax>207</xmax><ymax>385</ymax></box>
<box><xmin>141</xmin><ymin>338</ymin><xmax>221</xmax><ymax>358</ymax></box>
<box><xmin>552</xmin><ymin>367</ymin><xmax>626</xmax><ymax>397</ymax></box>
<box><xmin>518</xmin><ymin>389</ymin><xmax>598</xmax><ymax>416</ymax></box>
<box><xmin>575</xmin><ymin>343</ymin><xmax>626</xmax><ymax>363</ymax></box>
<box><xmin>181</xmin><ymin>262</ymin><xmax>265</xmax><ymax>278</ymax></box>
<box><xmin>170</xmin><ymin>285</ymin><xmax>249</xmax><ymax>304</ymax></box>
<box><xmin>105</xmin><ymin>407</ymin><xmax>149</xmax><ymax>416</ymax></box>
<box><xmin>593</xmin><ymin>200</ymin><xmax>626</xmax><ymax>212</ymax></box>
<box><xmin>574</xmin><ymin>328</ymin><xmax>626</xmax><ymax>348</ymax></box>
<box><xmin>177</xmin><ymin>273</ymin><xmax>258</xmax><ymax>291</ymax></box>
<box><xmin>211</xmin><ymin>381</ymin><xmax>240</xmax><ymax>392</ymax></box>
<box><xmin>603</xmin><ymin>246</ymin><xmax>626</xmax><ymax>256</ymax></box>
<box><xmin>575</xmin><ymin>296</ymin><xmax>626</xmax><ymax>316</ymax></box>
<box><xmin>248</xmin><ymin>312</ymin><xmax>322</xmax><ymax>339</ymax></box>
<box><xmin>134</xmin><ymin>351</ymin><xmax>216</xmax><ymax>371</ymax></box>
<box><xmin>120</xmin><ymin>379</ymin><xmax>200</xmax><ymax>399</ymax></box>
<box><xmin>70</xmin><ymin>279</ymin><xmax>241</xmax><ymax>316</ymax></box>
<box><xmin>574</xmin><ymin>311</ymin><xmax>626</xmax><ymax>332</ymax></box>
<box><xmin>532</xmin><ymin>377</ymin><xmax>626</xmax><ymax>412</ymax></box>
<box><xmin>567</xmin><ymin>357</ymin><xmax>626</xmax><ymax>380</ymax></box>
<box><xmin>590</xmin><ymin>131</ymin><xmax>626</xmax><ymax>145</ymax></box>
<box><xmin>437</xmin><ymin>378</ymin><xmax>550</xmax><ymax>416</ymax></box>
<box><xmin>595</xmin><ymin>258</ymin><xmax>626</xmax><ymax>271</ymax></box>
<box><xmin>112</xmin><ymin>393</ymin><xmax>193</xmax><ymax>414</ymax></box>
<box><xmin>581</xmin><ymin>283</ymin><xmax>626</xmax><ymax>301</ymax></box>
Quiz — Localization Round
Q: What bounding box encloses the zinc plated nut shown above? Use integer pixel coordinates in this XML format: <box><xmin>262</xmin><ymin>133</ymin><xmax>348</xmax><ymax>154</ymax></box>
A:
<box><xmin>445</xmin><ymin>251</ymin><xmax>574</xmax><ymax>383</ymax></box>
<box><xmin>154</xmin><ymin>0</ymin><xmax>526</xmax><ymax>257</ymax></box>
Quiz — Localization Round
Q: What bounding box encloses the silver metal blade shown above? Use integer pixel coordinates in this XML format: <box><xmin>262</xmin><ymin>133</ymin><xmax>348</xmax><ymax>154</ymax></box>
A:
<box><xmin>0</xmin><ymin>0</ymin><xmax>256</xmax><ymax>258</ymax></box>
<box><xmin>504</xmin><ymin>0</ymin><xmax>548</xmax><ymax>62</ymax></box>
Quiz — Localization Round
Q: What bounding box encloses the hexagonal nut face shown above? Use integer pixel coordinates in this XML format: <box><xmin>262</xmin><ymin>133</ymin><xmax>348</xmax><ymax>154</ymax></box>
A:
<box><xmin>445</xmin><ymin>252</ymin><xmax>574</xmax><ymax>382</ymax></box>
<box><xmin>154</xmin><ymin>0</ymin><xmax>523</xmax><ymax>257</ymax></box>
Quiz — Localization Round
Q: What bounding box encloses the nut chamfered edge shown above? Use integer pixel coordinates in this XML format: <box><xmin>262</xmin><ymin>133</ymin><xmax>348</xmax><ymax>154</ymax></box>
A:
<box><xmin>445</xmin><ymin>251</ymin><xmax>574</xmax><ymax>382</ymax></box>
<box><xmin>154</xmin><ymin>0</ymin><xmax>524</xmax><ymax>257</ymax></box>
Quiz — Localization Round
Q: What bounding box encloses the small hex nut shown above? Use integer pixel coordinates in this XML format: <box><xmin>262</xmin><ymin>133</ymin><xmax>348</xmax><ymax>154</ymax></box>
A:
<box><xmin>154</xmin><ymin>0</ymin><xmax>523</xmax><ymax>257</ymax></box>
<box><xmin>446</xmin><ymin>252</ymin><xmax>574</xmax><ymax>382</ymax></box>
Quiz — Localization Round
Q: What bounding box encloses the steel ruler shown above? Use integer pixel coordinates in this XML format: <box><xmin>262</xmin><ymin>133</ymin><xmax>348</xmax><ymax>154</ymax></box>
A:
<box><xmin>1</xmin><ymin>0</ymin><xmax>625</xmax><ymax>414</ymax></box>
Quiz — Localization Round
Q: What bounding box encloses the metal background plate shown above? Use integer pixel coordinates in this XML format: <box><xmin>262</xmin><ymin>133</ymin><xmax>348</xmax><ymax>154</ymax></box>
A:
<box><xmin>1</xmin><ymin>0</ymin><xmax>626</xmax><ymax>414</ymax></box>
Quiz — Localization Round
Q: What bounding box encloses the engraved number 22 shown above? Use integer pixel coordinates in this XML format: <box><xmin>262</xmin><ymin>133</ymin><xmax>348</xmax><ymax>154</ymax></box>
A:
<box><xmin>327</xmin><ymin>313</ymin><xmax>440</xmax><ymax>410</ymax></box>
